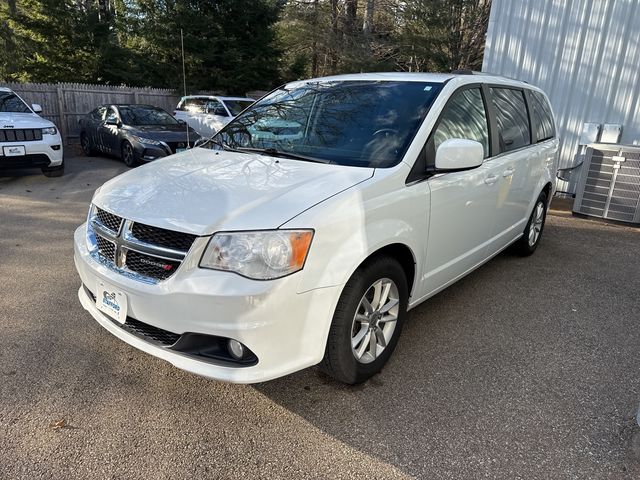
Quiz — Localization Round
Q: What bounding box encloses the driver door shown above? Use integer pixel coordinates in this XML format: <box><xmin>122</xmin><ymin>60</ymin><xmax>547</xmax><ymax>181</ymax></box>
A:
<box><xmin>421</xmin><ymin>86</ymin><xmax>503</xmax><ymax>297</ymax></box>
<box><xmin>99</xmin><ymin>107</ymin><xmax>120</xmax><ymax>155</ymax></box>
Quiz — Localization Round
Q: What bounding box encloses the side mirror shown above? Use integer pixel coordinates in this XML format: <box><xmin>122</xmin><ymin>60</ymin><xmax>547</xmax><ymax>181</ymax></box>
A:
<box><xmin>32</xmin><ymin>103</ymin><xmax>43</xmax><ymax>114</ymax></box>
<box><xmin>177</xmin><ymin>119</ymin><xmax>186</xmax><ymax>125</ymax></box>
<box><xmin>435</xmin><ymin>138</ymin><xmax>484</xmax><ymax>171</ymax></box>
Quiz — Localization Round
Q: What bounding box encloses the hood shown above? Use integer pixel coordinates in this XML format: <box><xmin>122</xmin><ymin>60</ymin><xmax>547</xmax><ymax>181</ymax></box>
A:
<box><xmin>125</xmin><ymin>124</ymin><xmax>199</xmax><ymax>141</ymax></box>
<box><xmin>92</xmin><ymin>148</ymin><xmax>373</xmax><ymax>235</ymax></box>
<box><xmin>0</xmin><ymin>112</ymin><xmax>55</xmax><ymax>129</ymax></box>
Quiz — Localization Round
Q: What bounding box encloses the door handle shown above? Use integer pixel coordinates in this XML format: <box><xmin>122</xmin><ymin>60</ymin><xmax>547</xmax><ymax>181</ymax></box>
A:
<box><xmin>484</xmin><ymin>174</ymin><xmax>499</xmax><ymax>185</ymax></box>
<box><xmin>502</xmin><ymin>167</ymin><xmax>515</xmax><ymax>178</ymax></box>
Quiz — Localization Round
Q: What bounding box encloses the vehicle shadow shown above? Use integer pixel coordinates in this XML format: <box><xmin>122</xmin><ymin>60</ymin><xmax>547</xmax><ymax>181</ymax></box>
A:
<box><xmin>253</xmin><ymin>216</ymin><xmax>640</xmax><ymax>478</ymax></box>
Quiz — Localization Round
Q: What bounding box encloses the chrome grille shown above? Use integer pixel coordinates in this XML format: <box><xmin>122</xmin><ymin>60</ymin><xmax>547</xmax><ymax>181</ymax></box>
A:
<box><xmin>131</xmin><ymin>223</ymin><xmax>196</xmax><ymax>252</ymax></box>
<box><xmin>96</xmin><ymin>236</ymin><xmax>116</xmax><ymax>262</ymax></box>
<box><xmin>96</xmin><ymin>208</ymin><xmax>123</xmax><ymax>233</ymax></box>
<box><xmin>89</xmin><ymin>205</ymin><xmax>197</xmax><ymax>283</ymax></box>
<box><xmin>125</xmin><ymin>250</ymin><xmax>181</xmax><ymax>281</ymax></box>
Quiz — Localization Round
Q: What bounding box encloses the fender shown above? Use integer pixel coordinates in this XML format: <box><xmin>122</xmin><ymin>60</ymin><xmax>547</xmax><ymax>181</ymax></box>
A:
<box><xmin>284</xmin><ymin>165</ymin><xmax>429</xmax><ymax>296</ymax></box>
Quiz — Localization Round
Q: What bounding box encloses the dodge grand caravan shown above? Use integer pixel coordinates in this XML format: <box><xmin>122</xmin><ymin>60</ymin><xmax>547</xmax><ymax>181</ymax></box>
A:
<box><xmin>74</xmin><ymin>73</ymin><xmax>558</xmax><ymax>384</ymax></box>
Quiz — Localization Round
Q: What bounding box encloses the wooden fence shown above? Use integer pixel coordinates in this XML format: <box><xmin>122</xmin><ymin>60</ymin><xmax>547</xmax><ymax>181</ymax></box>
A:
<box><xmin>1</xmin><ymin>82</ymin><xmax>181</xmax><ymax>144</ymax></box>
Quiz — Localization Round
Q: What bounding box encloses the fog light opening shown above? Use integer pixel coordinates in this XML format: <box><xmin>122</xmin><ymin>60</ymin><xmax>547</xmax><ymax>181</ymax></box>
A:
<box><xmin>227</xmin><ymin>339</ymin><xmax>245</xmax><ymax>360</ymax></box>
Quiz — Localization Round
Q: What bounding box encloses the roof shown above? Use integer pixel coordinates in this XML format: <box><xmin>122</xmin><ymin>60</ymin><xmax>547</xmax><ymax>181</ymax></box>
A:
<box><xmin>179</xmin><ymin>95</ymin><xmax>254</xmax><ymax>101</ymax></box>
<box><xmin>289</xmin><ymin>71</ymin><xmax>535</xmax><ymax>90</ymax></box>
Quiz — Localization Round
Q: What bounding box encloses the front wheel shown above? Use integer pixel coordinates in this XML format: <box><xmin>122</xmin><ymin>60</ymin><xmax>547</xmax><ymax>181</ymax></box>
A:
<box><xmin>80</xmin><ymin>132</ymin><xmax>95</xmax><ymax>156</ymax></box>
<box><xmin>42</xmin><ymin>160</ymin><xmax>64</xmax><ymax>177</ymax></box>
<box><xmin>121</xmin><ymin>140</ymin><xmax>138</xmax><ymax>168</ymax></box>
<box><xmin>321</xmin><ymin>256</ymin><xmax>408</xmax><ymax>384</ymax></box>
<box><xmin>514</xmin><ymin>191</ymin><xmax>548</xmax><ymax>256</ymax></box>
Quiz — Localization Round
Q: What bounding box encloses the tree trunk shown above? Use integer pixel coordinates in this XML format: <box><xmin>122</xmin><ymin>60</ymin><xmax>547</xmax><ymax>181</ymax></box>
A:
<box><xmin>310</xmin><ymin>0</ymin><xmax>319</xmax><ymax>77</ymax></box>
<box><xmin>328</xmin><ymin>0</ymin><xmax>339</xmax><ymax>73</ymax></box>
<box><xmin>363</xmin><ymin>0</ymin><xmax>374</xmax><ymax>35</ymax></box>
<box><xmin>345</xmin><ymin>0</ymin><xmax>357</xmax><ymax>35</ymax></box>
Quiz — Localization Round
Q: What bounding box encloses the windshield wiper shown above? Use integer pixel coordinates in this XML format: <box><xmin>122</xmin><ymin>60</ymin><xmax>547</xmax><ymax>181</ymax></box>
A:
<box><xmin>234</xmin><ymin>147</ymin><xmax>331</xmax><ymax>164</ymax></box>
<box><xmin>206</xmin><ymin>137</ymin><xmax>244</xmax><ymax>153</ymax></box>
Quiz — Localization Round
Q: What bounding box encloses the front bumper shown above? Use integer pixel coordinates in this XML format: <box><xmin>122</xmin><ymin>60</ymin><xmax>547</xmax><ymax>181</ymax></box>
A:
<box><xmin>0</xmin><ymin>135</ymin><xmax>64</xmax><ymax>169</ymax></box>
<box><xmin>74</xmin><ymin>225</ymin><xmax>342</xmax><ymax>383</ymax></box>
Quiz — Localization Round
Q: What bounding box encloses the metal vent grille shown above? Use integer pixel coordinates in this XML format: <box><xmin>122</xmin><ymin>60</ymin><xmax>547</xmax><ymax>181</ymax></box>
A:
<box><xmin>573</xmin><ymin>144</ymin><xmax>640</xmax><ymax>224</ymax></box>
<box><xmin>122</xmin><ymin>318</ymin><xmax>181</xmax><ymax>346</ymax></box>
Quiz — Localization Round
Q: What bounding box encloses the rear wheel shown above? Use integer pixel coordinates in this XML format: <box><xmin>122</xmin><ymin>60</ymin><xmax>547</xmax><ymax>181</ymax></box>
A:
<box><xmin>514</xmin><ymin>191</ymin><xmax>548</xmax><ymax>256</ymax></box>
<box><xmin>321</xmin><ymin>256</ymin><xmax>408</xmax><ymax>384</ymax></box>
<box><xmin>121</xmin><ymin>140</ymin><xmax>138</xmax><ymax>167</ymax></box>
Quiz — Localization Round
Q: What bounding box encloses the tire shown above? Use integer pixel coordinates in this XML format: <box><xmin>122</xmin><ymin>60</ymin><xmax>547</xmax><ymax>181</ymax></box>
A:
<box><xmin>321</xmin><ymin>256</ymin><xmax>409</xmax><ymax>384</ymax></box>
<box><xmin>514</xmin><ymin>191</ymin><xmax>548</xmax><ymax>256</ymax></box>
<box><xmin>42</xmin><ymin>160</ymin><xmax>64</xmax><ymax>178</ymax></box>
<box><xmin>121</xmin><ymin>140</ymin><xmax>138</xmax><ymax>167</ymax></box>
<box><xmin>80</xmin><ymin>132</ymin><xmax>95</xmax><ymax>156</ymax></box>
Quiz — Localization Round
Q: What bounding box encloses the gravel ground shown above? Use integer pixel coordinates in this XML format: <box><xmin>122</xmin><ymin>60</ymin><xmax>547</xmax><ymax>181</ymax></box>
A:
<box><xmin>1</xmin><ymin>155</ymin><xmax>639</xmax><ymax>479</ymax></box>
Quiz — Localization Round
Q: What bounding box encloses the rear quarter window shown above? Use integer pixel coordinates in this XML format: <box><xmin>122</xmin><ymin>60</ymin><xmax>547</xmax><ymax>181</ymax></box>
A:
<box><xmin>490</xmin><ymin>87</ymin><xmax>531</xmax><ymax>153</ymax></box>
<box><xmin>529</xmin><ymin>91</ymin><xmax>555</xmax><ymax>142</ymax></box>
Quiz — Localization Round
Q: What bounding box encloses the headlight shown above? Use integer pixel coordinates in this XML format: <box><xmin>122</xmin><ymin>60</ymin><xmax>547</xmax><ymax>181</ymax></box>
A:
<box><xmin>131</xmin><ymin>135</ymin><xmax>162</xmax><ymax>146</ymax></box>
<box><xmin>86</xmin><ymin>205</ymin><xmax>98</xmax><ymax>253</ymax></box>
<box><xmin>200</xmin><ymin>230</ymin><xmax>314</xmax><ymax>280</ymax></box>
<box><xmin>42</xmin><ymin>126</ymin><xmax>57</xmax><ymax>135</ymax></box>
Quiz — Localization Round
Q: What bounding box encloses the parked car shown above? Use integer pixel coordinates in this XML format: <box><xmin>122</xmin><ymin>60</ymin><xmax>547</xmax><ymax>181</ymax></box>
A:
<box><xmin>79</xmin><ymin>104</ymin><xmax>200</xmax><ymax>167</ymax></box>
<box><xmin>174</xmin><ymin>95</ymin><xmax>254</xmax><ymax>138</ymax></box>
<box><xmin>0</xmin><ymin>87</ymin><xmax>64</xmax><ymax>177</ymax></box>
<box><xmin>74</xmin><ymin>73</ymin><xmax>558</xmax><ymax>384</ymax></box>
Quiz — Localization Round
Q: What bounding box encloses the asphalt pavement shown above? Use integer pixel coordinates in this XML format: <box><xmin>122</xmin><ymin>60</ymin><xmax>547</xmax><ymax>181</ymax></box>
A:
<box><xmin>1</xmin><ymin>155</ymin><xmax>639</xmax><ymax>479</ymax></box>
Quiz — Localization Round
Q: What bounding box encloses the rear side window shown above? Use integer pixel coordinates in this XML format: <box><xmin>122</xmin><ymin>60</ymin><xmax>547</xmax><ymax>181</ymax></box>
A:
<box><xmin>433</xmin><ymin>88</ymin><xmax>490</xmax><ymax>158</ymax></box>
<box><xmin>490</xmin><ymin>88</ymin><xmax>531</xmax><ymax>153</ymax></box>
<box><xmin>529</xmin><ymin>91</ymin><xmax>555</xmax><ymax>142</ymax></box>
<box><xmin>205</xmin><ymin>100</ymin><xmax>228</xmax><ymax>116</ymax></box>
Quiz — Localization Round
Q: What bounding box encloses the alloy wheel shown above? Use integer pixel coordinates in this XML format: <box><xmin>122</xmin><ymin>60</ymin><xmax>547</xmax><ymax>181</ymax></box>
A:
<box><xmin>81</xmin><ymin>135</ymin><xmax>91</xmax><ymax>155</ymax></box>
<box><xmin>528</xmin><ymin>201</ymin><xmax>545</xmax><ymax>246</ymax></box>
<box><xmin>123</xmin><ymin>143</ymin><xmax>134</xmax><ymax>166</ymax></box>
<box><xmin>351</xmin><ymin>278</ymin><xmax>399</xmax><ymax>364</ymax></box>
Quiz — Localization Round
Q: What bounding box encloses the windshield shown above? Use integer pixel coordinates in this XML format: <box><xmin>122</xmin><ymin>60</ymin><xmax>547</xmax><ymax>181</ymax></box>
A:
<box><xmin>119</xmin><ymin>106</ymin><xmax>178</xmax><ymax>126</ymax></box>
<box><xmin>210</xmin><ymin>81</ymin><xmax>442</xmax><ymax>167</ymax></box>
<box><xmin>224</xmin><ymin>99</ymin><xmax>254</xmax><ymax>116</ymax></box>
<box><xmin>0</xmin><ymin>91</ymin><xmax>31</xmax><ymax>113</ymax></box>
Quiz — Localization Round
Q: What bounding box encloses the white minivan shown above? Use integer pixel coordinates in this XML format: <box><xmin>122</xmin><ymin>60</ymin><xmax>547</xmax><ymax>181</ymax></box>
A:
<box><xmin>74</xmin><ymin>73</ymin><xmax>558</xmax><ymax>384</ymax></box>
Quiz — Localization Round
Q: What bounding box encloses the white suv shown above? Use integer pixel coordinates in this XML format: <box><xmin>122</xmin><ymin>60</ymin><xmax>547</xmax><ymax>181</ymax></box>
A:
<box><xmin>0</xmin><ymin>87</ymin><xmax>64</xmax><ymax>177</ymax></box>
<box><xmin>174</xmin><ymin>95</ymin><xmax>254</xmax><ymax>138</ymax></box>
<box><xmin>74</xmin><ymin>73</ymin><xmax>558</xmax><ymax>384</ymax></box>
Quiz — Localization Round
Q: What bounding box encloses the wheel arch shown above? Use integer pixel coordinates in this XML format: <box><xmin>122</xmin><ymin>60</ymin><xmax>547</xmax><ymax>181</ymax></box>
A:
<box><xmin>355</xmin><ymin>242</ymin><xmax>417</xmax><ymax>299</ymax></box>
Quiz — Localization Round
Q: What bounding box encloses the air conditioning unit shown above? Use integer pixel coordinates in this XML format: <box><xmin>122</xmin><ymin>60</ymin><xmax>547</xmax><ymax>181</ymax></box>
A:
<box><xmin>573</xmin><ymin>144</ymin><xmax>640</xmax><ymax>224</ymax></box>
